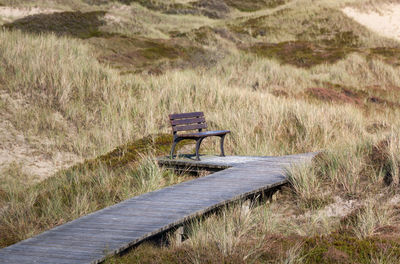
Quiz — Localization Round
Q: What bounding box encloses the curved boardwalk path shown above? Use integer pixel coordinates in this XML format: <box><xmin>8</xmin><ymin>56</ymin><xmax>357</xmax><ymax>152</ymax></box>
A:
<box><xmin>0</xmin><ymin>153</ymin><xmax>317</xmax><ymax>264</ymax></box>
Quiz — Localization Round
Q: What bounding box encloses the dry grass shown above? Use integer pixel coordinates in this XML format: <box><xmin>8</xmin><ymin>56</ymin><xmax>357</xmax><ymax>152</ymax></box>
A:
<box><xmin>0</xmin><ymin>135</ymin><xmax>193</xmax><ymax>247</ymax></box>
<box><xmin>287</xmin><ymin>165</ymin><xmax>330</xmax><ymax>209</ymax></box>
<box><xmin>1</xmin><ymin>0</ymin><xmax>400</xmax><ymax>262</ymax></box>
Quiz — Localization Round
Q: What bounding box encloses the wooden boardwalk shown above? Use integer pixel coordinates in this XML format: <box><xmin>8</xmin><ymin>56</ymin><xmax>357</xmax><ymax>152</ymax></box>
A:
<box><xmin>0</xmin><ymin>153</ymin><xmax>317</xmax><ymax>264</ymax></box>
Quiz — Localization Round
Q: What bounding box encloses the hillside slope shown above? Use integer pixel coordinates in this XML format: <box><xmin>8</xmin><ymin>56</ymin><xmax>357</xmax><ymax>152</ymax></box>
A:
<box><xmin>1</xmin><ymin>0</ymin><xmax>400</xmax><ymax>262</ymax></box>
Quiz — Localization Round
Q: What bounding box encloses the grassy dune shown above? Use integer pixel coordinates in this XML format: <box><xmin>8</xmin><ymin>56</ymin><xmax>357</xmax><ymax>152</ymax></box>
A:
<box><xmin>1</xmin><ymin>0</ymin><xmax>400</xmax><ymax>262</ymax></box>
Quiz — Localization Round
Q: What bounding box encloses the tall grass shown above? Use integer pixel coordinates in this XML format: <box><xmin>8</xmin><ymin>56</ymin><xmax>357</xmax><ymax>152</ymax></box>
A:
<box><xmin>287</xmin><ymin>165</ymin><xmax>328</xmax><ymax>209</ymax></box>
<box><xmin>352</xmin><ymin>199</ymin><xmax>396</xmax><ymax>239</ymax></box>
<box><xmin>2</xmin><ymin>0</ymin><xmax>400</xmax><ymax>261</ymax></box>
<box><xmin>2</xmin><ymin>28</ymin><xmax>399</xmax><ymax>164</ymax></box>
<box><xmin>0</xmin><ymin>30</ymin><xmax>137</xmax><ymax>157</ymax></box>
<box><xmin>0</xmin><ymin>156</ymin><xmax>185</xmax><ymax>247</ymax></box>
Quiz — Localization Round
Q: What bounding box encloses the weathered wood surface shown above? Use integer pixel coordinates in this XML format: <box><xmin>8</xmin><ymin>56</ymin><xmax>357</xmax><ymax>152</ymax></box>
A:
<box><xmin>157</xmin><ymin>153</ymin><xmax>315</xmax><ymax>171</ymax></box>
<box><xmin>0</xmin><ymin>153</ymin><xmax>317</xmax><ymax>264</ymax></box>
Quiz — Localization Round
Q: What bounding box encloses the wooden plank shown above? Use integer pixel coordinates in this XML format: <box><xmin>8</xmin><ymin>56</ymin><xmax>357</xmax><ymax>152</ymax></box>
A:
<box><xmin>171</xmin><ymin>117</ymin><xmax>206</xmax><ymax>125</ymax></box>
<box><xmin>57</xmin><ymin>225</ymin><xmax>159</xmax><ymax>234</ymax></box>
<box><xmin>169</xmin><ymin>112</ymin><xmax>204</xmax><ymax>120</ymax></box>
<box><xmin>125</xmin><ymin>190</ymin><xmax>226</xmax><ymax>202</ymax></box>
<box><xmin>0</xmin><ymin>246</ymin><xmax>99</xmax><ymax>261</ymax></box>
<box><xmin>98</xmin><ymin>208</ymin><xmax>193</xmax><ymax>218</ymax></box>
<box><xmin>22</xmin><ymin>237</ymin><xmax>120</xmax><ymax>251</ymax></box>
<box><xmin>0</xmin><ymin>253</ymin><xmax>89</xmax><ymax>264</ymax></box>
<box><xmin>173</xmin><ymin>123</ymin><xmax>207</xmax><ymax>132</ymax></box>
<box><xmin>79</xmin><ymin>215</ymin><xmax>176</xmax><ymax>226</ymax></box>
<box><xmin>24</xmin><ymin>232</ymin><xmax>135</xmax><ymax>245</ymax></box>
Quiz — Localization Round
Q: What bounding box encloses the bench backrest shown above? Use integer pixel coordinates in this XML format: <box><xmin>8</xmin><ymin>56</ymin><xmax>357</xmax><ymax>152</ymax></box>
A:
<box><xmin>169</xmin><ymin>112</ymin><xmax>207</xmax><ymax>134</ymax></box>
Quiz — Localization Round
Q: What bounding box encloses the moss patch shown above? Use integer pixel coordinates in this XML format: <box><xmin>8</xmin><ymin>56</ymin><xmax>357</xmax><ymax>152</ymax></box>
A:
<box><xmin>224</xmin><ymin>0</ymin><xmax>286</xmax><ymax>12</ymax></box>
<box><xmin>91</xmin><ymin>35</ymin><xmax>209</xmax><ymax>73</ymax></box>
<box><xmin>303</xmin><ymin>232</ymin><xmax>400</xmax><ymax>264</ymax></box>
<box><xmin>119</xmin><ymin>0</ymin><xmax>229</xmax><ymax>19</ymax></box>
<box><xmin>75</xmin><ymin>134</ymin><xmax>190</xmax><ymax>171</ymax></box>
<box><xmin>246</xmin><ymin>41</ymin><xmax>352</xmax><ymax>68</ymax></box>
<box><xmin>3</xmin><ymin>11</ymin><xmax>107</xmax><ymax>39</ymax></box>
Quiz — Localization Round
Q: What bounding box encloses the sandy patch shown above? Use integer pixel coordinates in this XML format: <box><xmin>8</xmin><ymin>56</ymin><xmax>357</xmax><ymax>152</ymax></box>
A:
<box><xmin>388</xmin><ymin>194</ymin><xmax>400</xmax><ymax>205</ymax></box>
<box><xmin>104</xmin><ymin>13</ymin><xmax>124</xmax><ymax>24</ymax></box>
<box><xmin>0</xmin><ymin>6</ymin><xmax>59</xmax><ymax>23</ymax></box>
<box><xmin>343</xmin><ymin>4</ymin><xmax>400</xmax><ymax>41</ymax></box>
<box><xmin>103</xmin><ymin>5</ymin><xmax>133</xmax><ymax>27</ymax></box>
<box><xmin>318</xmin><ymin>196</ymin><xmax>360</xmax><ymax>218</ymax></box>
<box><xmin>0</xmin><ymin>92</ymin><xmax>81</xmax><ymax>181</ymax></box>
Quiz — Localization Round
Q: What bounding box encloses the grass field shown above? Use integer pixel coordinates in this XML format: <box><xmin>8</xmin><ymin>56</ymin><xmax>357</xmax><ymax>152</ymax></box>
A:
<box><xmin>1</xmin><ymin>0</ymin><xmax>400</xmax><ymax>262</ymax></box>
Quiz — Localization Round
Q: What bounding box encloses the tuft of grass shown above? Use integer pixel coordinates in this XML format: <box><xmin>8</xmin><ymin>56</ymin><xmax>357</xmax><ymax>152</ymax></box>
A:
<box><xmin>367</xmin><ymin>137</ymin><xmax>400</xmax><ymax>185</ymax></box>
<box><xmin>351</xmin><ymin>201</ymin><xmax>395</xmax><ymax>239</ymax></box>
<box><xmin>287</xmin><ymin>164</ymin><xmax>331</xmax><ymax>210</ymax></box>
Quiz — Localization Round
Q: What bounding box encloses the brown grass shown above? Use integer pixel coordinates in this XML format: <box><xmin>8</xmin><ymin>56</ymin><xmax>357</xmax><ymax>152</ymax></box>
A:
<box><xmin>306</xmin><ymin>87</ymin><xmax>362</xmax><ymax>105</ymax></box>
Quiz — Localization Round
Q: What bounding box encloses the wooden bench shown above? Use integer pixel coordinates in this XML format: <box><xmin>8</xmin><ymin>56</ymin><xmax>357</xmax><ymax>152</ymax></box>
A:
<box><xmin>169</xmin><ymin>112</ymin><xmax>230</xmax><ymax>160</ymax></box>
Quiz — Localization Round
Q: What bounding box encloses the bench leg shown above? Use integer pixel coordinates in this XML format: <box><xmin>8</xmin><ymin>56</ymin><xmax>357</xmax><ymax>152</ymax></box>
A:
<box><xmin>195</xmin><ymin>138</ymin><xmax>205</xmax><ymax>161</ymax></box>
<box><xmin>170</xmin><ymin>139</ymin><xmax>179</xmax><ymax>159</ymax></box>
<box><xmin>220</xmin><ymin>135</ymin><xmax>226</xmax><ymax>157</ymax></box>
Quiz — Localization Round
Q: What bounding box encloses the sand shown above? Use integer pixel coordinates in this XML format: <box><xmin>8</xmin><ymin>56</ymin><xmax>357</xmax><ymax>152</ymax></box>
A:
<box><xmin>0</xmin><ymin>92</ymin><xmax>81</xmax><ymax>181</ymax></box>
<box><xmin>0</xmin><ymin>7</ymin><xmax>59</xmax><ymax>23</ymax></box>
<box><xmin>343</xmin><ymin>3</ymin><xmax>400</xmax><ymax>41</ymax></box>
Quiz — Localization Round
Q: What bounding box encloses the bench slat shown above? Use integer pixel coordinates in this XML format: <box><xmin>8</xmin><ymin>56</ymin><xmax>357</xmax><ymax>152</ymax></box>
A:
<box><xmin>180</xmin><ymin>130</ymin><xmax>230</xmax><ymax>138</ymax></box>
<box><xmin>173</xmin><ymin>123</ymin><xmax>207</xmax><ymax>132</ymax></box>
<box><xmin>169</xmin><ymin>112</ymin><xmax>204</xmax><ymax>120</ymax></box>
<box><xmin>171</xmin><ymin>117</ymin><xmax>206</xmax><ymax>126</ymax></box>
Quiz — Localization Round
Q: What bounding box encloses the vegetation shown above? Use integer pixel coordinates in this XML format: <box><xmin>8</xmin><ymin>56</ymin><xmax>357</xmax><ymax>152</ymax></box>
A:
<box><xmin>0</xmin><ymin>134</ymin><xmax>192</xmax><ymax>247</ymax></box>
<box><xmin>1</xmin><ymin>0</ymin><xmax>400</xmax><ymax>262</ymax></box>
<box><xmin>3</xmin><ymin>11</ymin><xmax>107</xmax><ymax>38</ymax></box>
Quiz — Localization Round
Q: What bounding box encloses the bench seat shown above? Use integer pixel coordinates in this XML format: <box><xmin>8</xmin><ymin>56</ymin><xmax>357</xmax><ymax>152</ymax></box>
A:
<box><xmin>180</xmin><ymin>130</ymin><xmax>230</xmax><ymax>138</ymax></box>
<box><xmin>169</xmin><ymin>112</ymin><xmax>230</xmax><ymax>160</ymax></box>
